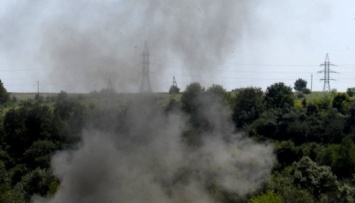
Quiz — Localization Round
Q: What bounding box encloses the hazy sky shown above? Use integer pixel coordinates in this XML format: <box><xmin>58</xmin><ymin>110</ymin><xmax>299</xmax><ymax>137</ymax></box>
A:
<box><xmin>0</xmin><ymin>0</ymin><xmax>354</xmax><ymax>93</ymax></box>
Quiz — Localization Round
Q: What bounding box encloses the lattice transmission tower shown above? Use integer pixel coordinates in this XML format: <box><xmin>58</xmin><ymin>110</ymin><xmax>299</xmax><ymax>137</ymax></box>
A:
<box><xmin>140</xmin><ymin>41</ymin><xmax>152</xmax><ymax>93</ymax></box>
<box><xmin>318</xmin><ymin>53</ymin><xmax>337</xmax><ymax>92</ymax></box>
<box><xmin>107</xmin><ymin>79</ymin><xmax>114</xmax><ymax>91</ymax></box>
<box><xmin>173</xmin><ymin>76</ymin><xmax>177</xmax><ymax>87</ymax></box>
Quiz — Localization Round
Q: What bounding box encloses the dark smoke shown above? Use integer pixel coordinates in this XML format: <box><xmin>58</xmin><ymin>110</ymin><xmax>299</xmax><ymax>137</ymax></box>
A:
<box><xmin>1</xmin><ymin>1</ymin><xmax>277</xmax><ymax>202</ymax></box>
<box><xmin>33</xmin><ymin>96</ymin><xmax>275</xmax><ymax>203</ymax></box>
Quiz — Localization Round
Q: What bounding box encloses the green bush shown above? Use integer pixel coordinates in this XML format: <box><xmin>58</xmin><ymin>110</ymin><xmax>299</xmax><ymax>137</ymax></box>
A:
<box><xmin>250</xmin><ymin>190</ymin><xmax>283</xmax><ymax>203</ymax></box>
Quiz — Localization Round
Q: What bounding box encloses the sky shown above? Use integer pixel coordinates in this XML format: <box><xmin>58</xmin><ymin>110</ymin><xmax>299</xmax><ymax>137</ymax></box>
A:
<box><xmin>0</xmin><ymin>0</ymin><xmax>354</xmax><ymax>93</ymax></box>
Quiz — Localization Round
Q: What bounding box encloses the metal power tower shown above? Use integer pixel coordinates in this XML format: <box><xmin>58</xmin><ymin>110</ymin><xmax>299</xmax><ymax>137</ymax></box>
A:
<box><xmin>140</xmin><ymin>41</ymin><xmax>152</xmax><ymax>93</ymax></box>
<box><xmin>107</xmin><ymin>78</ymin><xmax>114</xmax><ymax>92</ymax></box>
<box><xmin>173</xmin><ymin>76</ymin><xmax>177</xmax><ymax>88</ymax></box>
<box><xmin>318</xmin><ymin>53</ymin><xmax>337</xmax><ymax>92</ymax></box>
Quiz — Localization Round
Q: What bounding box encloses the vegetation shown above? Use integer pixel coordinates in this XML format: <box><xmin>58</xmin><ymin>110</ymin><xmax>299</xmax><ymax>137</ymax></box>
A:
<box><xmin>347</xmin><ymin>87</ymin><xmax>355</xmax><ymax>97</ymax></box>
<box><xmin>169</xmin><ymin>85</ymin><xmax>180</xmax><ymax>94</ymax></box>
<box><xmin>2</xmin><ymin>81</ymin><xmax>355</xmax><ymax>202</ymax></box>
<box><xmin>0</xmin><ymin>80</ymin><xmax>9</xmax><ymax>104</ymax></box>
<box><xmin>294</xmin><ymin>78</ymin><xmax>307</xmax><ymax>92</ymax></box>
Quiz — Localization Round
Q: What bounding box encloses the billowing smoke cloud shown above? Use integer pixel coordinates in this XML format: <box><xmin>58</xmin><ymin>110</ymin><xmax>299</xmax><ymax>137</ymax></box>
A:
<box><xmin>1</xmin><ymin>0</ymin><xmax>254</xmax><ymax>92</ymax></box>
<box><xmin>33</xmin><ymin>96</ymin><xmax>275</xmax><ymax>203</ymax></box>
<box><xmin>2</xmin><ymin>1</ymin><xmax>276</xmax><ymax>202</ymax></box>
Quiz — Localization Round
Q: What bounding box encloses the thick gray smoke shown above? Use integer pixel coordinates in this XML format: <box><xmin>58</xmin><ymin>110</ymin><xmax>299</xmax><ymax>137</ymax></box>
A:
<box><xmin>15</xmin><ymin>0</ymin><xmax>253</xmax><ymax>92</ymax></box>
<box><xmin>33</xmin><ymin>96</ymin><xmax>275</xmax><ymax>203</ymax></box>
<box><xmin>4</xmin><ymin>1</ymin><xmax>276</xmax><ymax>202</ymax></box>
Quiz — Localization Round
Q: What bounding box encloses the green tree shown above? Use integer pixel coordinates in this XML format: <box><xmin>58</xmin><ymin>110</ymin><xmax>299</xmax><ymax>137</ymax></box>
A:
<box><xmin>23</xmin><ymin>140</ymin><xmax>57</xmax><ymax>169</ymax></box>
<box><xmin>345</xmin><ymin>101</ymin><xmax>355</xmax><ymax>134</ymax></box>
<box><xmin>332</xmin><ymin>93</ymin><xmax>350</xmax><ymax>114</ymax></box>
<box><xmin>294</xmin><ymin>78</ymin><xmax>307</xmax><ymax>92</ymax></box>
<box><xmin>206</xmin><ymin>84</ymin><xmax>226</xmax><ymax>97</ymax></box>
<box><xmin>306</xmin><ymin>102</ymin><xmax>319</xmax><ymax>115</ymax></box>
<box><xmin>302</xmin><ymin>88</ymin><xmax>311</xmax><ymax>94</ymax></box>
<box><xmin>54</xmin><ymin>93</ymin><xmax>87</xmax><ymax>138</ymax></box>
<box><xmin>168</xmin><ymin>85</ymin><xmax>180</xmax><ymax>94</ymax></box>
<box><xmin>0</xmin><ymin>80</ymin><xmax>9</xmax><ymax>104</ymax></box>
<box><xmin>17</xmin><ymin>168</ymin><xmax>58</xmax><ymax>202</ymax></box>
<box><xmin>280</xmin><ymin>186</ymin><xmax>315</xmax><ymax>203</ymax></box>
<box><xmin>291</xmin><ymin>157</ymin><xmax>338</xmax><ymax>198</ymax></box>
<box><xmin>181</xmin><ymin>82</ymin><xmax>204</xmax><ymax>114</ymax></box>
<box><xmin>205</xmin><ymin>84</ymin><xmax>232</xmax><ymax>107</ymax></box>
<box><xmin>346</xmin><ymin>87</ymin><xmax>355</xmax><ymax>97</ymax></box>
<box><xmin>320</xmin><ymin>138</ymin><xmax>355</xmax><ymax>179</ymax></box>
<box><xmin>250</xmin><ymin>190</ymin><xmax>283</xmax><ymax>203</ymax></box>
<box><xmin>3</xmin><ymin>104</ymin><xmax>57</xmax><ymax>162</ymax></box>
<box><xmin>275</xmin><ymin>141</ymin><xmax>301</xmax><ymax>167</ymax></box>
<box><xmin>265</xmin><ymin>82</ymin><xmax>294</xmax><ymax>109</ymax></box>
<box><xmin>3</xmin><ymin>108</ymin><xmax>29</xmax><ymax>160</ymax></box>
<box><xmin>233</xmin><ymin>87</ymin><xmax>264</xmax><ymax>128</ymax></box>
<box><xmin>321</xmin><ymin>108</ymin><xmax>346</xmax><ymax>143</ymax></box>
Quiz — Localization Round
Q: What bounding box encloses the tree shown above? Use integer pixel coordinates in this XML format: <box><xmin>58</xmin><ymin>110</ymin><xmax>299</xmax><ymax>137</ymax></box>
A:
<box><xmin>294</xmin><ymin>78</ymin><xmax>307</xmax><ymax>92</ymax></box>
<box><xmin>3</xmin><ymin>108</ymin><xmax>29</xmax><ymax>159</ymax></box>
<box><xmin>332</xmin><ymin>93</ymin><xmax>350</xmax><ymax>114</ymax></box>
<box><xmin>321</xmin><ymin>108</ymin><xmax>346</xmax><ymax>143</ymax></box>
<box><xmin>181</xmin><ymin>82</ymin><xmax>204</xmax><ymax>114</ymax></box>
<box><xmin>250</xmin><ymin>190</ymin><xmax>283</xmax><ymax>203</ymax></box>
<box><xmin>320</xmin><ymin>138</ymin><xmax>355</xmax><ymax>179</ymax></box>
<box><xmin>347</xmin><ymin>87</ymin><xmax>355</xmax><ymax>97</ymax></box>
<box><xmin>233</xmin><ymin>87</ymin><xmax>264</xmax><ymax>128</ymax></box>
<box><xmin>168</xmin><ymin>85</ymin><xmax>180</xmax><ymax>94</ymax></box>
<box><xmin>205</xmin><ymin>84</ymin><xmax>230</xmax><ymax>106</ymax></box>
<box><xmin>180</xmin><ymin>82</ymin><xmax>207</xmax><ymax>131</ymax></box>
<box><xmin>3</xmin><ymin>104</ymin><xmax>57</xmax><ymax>162</ymax></box>
<box><xmin>275</xmin><ymin>140</ymin><xmax>301</xmax><ymax>167</ymax></box>
<box><xmin>18</xmin><ymin>168</ymin><xmax>58</xmax><ymax>202</ymax></box>
<box><xmin>280</xmin><ymin>186</ymin><xmax>315</xmax><ymax>203</ymax></box>
<box><xmin>23</xmin><ymin>140</ymin><xmax>57</xmax><ymax>169</ymax></box>
<box><xmin>265</xmin><ymin>82</ymin><xmax>294</xmax><ymax>109</ymax></box>
<box><xmin>291</xmin><ymin>157</ymin><xmax>338</xmax><ymax>198</ymax></box>
<box><xmin>0</xmin><ymin>80</ymin><xmax>9</xmax><ymax>104</ymax></box>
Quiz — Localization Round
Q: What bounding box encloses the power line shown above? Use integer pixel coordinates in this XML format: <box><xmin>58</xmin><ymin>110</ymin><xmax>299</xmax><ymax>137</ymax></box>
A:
<box><xmin>0</xmin><ymin>68</ymin><xmax>50</xmax><ymax>72</ymax></box>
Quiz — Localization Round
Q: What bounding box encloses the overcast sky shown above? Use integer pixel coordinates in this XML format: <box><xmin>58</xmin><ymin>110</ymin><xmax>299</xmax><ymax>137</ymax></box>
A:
<box><xmin>0</xmin><ymin>0</ymin><xmax>354</xmax><ymax>93</ymax></box>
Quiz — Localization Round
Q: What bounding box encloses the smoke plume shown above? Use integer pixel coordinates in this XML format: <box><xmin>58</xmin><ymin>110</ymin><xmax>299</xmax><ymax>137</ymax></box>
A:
<box><xmin>32</xmin><ymin>95</ymin><xmax>275</xmax><ymax>203</ymax></box>
<box><xmin>2</xmin><ymin>0</ymin><xmax>254</xmax><ymax>92</ymax></box>
<box><xmin>2</xmin><ymin>1</ymin><xmax>276</xmax><ymax>202</ymax></box>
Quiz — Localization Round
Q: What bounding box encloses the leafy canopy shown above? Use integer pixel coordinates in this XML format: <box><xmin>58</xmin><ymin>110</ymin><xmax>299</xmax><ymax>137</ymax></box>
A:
<box><xmin>294</xmin><ymin>78</ymin><xmax>307</xmax><ymax>92</ymax></box>
<box><xmin>265</xmin><ymin>82</ymin><xmax>294</xmax><ymax>109</ymax></box>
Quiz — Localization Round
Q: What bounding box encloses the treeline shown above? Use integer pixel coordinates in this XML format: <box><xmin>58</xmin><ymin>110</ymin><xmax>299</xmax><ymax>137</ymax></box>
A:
<box><xmin>233</xmin><ymin>84</ymin><xmax>355</xmax><ymax>203</ymax></box>
<box><xmin>1</xmin><ymin>80</ymin><xmax>355</xmax><ymax>202</ymax></box>
<box><xmin>173</xmin><ymin>82</ymin><xmax>355</xmax><ymax>202</ymax></box>
<box><xmin>0</xmin><ymin>91</ymin><xmax>88</xmax><ymax>202</ymax></box>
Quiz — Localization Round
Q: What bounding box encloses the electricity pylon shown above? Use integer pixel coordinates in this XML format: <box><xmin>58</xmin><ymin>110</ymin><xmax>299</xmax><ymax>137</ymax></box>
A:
<box><xmin>318</xmin><ymin>53</ymin><xmax>337</xmax><ymax>92</ymax></box>
<box><xmin>140</xmin><ymin>41</ymin><xmax>152</xmax><ymax>93</ymax></box>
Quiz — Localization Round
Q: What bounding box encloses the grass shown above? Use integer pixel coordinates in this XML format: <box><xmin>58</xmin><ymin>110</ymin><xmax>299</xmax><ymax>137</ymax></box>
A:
<box><xmin>10</xmin><ymin>92</ymin><xmax>58</xmax><ymax>101</ymax></box>
<box><xmin>303</xmin><ymin>91</ymin><xmax>331</xmax><ymax>102</ymax></box>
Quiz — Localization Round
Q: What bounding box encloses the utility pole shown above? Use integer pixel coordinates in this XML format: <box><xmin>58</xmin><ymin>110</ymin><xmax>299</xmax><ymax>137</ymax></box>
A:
<box><xmin>318</xmin><ymin>53</ymin><xmax>337</xmax><ymax>92</ymax></box>
<box><xmin>311</xmin><ymin>74</ymin><xmax>313</xmax><ymax>92</ymax></box>
<box><xmin>35</xmin><ymin>80</ymin><xmax>40</xmax><ymax>101</ymax></box>
<box><xmin>140</xmin><ymin>41</ymin><xmax>152</xmax><ymax>93</ymax></box>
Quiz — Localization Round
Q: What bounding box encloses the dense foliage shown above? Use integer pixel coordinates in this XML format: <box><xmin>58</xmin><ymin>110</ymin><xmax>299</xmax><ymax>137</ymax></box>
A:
<box><xmin>294</xmin><ymin>78</ymin><xmax>307</xmax><ymax>92</ymax></box>
<box><xmin>2</xmin><ymin>82</ymin><xmax>355</xmax><ymax>202</ymax></box>
<box><xmin>0</xmin><ymin>80</ymin><xmax>9</xmax><ymax>104</ymax></box>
